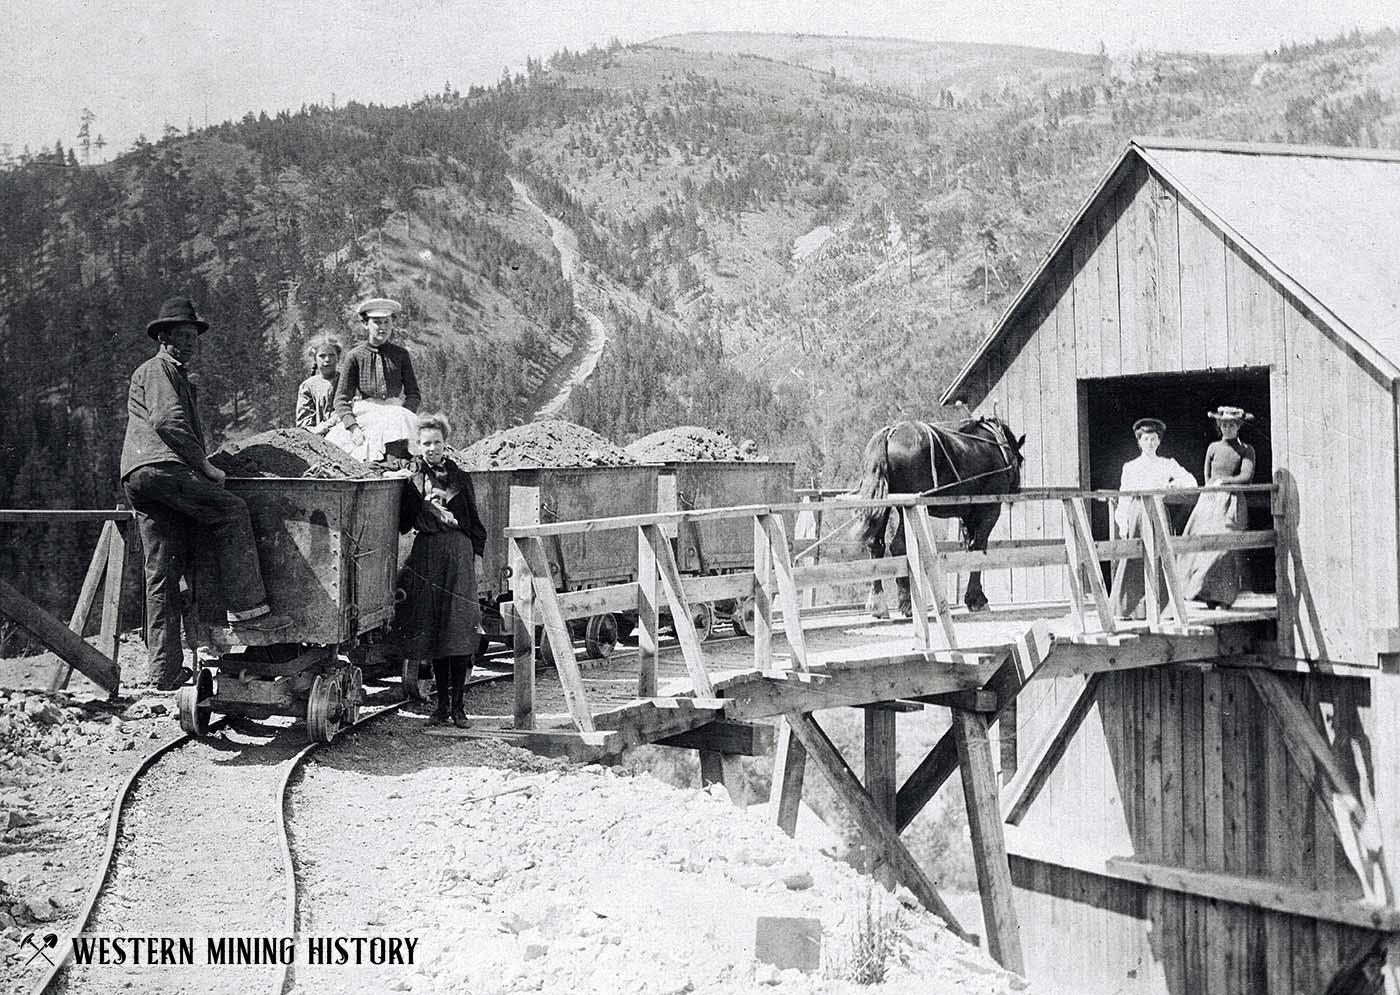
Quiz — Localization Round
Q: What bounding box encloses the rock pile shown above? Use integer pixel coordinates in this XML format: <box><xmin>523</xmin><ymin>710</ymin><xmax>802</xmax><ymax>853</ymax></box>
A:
<box><xmin>624</xmin><ymin>426</ymin><xmax>742</xmax><ymax>463</ymax></box>
<box><xmin>210</xmin><ymin>428</ymin><xmax>377</xmax><ymax>479</ymax></box>
<box><xmin>455</xmin><ymin>420</ymin><xmax>635</xmax><ymax>470</ymax></box>
<box><xmin>0</xmin><ymin>688</ymin><xmax>161</xmax><ymax>764</ymax></box>
<box><xmin>290</xmin><ymin>739</ymin><xmax>1033</xmax><ymax>995</ymax></box>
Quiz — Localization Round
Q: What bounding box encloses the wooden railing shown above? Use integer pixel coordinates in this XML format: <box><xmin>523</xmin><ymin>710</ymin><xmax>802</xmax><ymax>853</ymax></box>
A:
<box><xmin>502</xmin><ymin>484</ymin><xmax>1279</xmax><ymax>731</ymax></box>
<box><xmin>0</xmin><ymin>508</ymin><xmax>133</xmax><ymax>695</ymax></box>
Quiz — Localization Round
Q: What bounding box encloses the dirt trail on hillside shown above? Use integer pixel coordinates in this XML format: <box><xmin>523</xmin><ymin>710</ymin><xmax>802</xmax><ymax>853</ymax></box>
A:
<box><xmin>510</xmin><ymin>176</ymin><xmax>611</xmax><ymax>421</ymax></box>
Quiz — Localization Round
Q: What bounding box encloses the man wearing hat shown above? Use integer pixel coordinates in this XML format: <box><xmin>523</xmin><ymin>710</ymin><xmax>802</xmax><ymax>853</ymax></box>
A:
<box><xmin>120</xmin><ymin>297</ymin><xmax>290</xmax><ymax>689</ymax></box>
<box><xmin>331</xmin><ymin>297</ymin><xmax>421</xmax><ymax>464</ymax></box>
<box><xmin>1111</xmin><ymin>416</ymin><xmax>1197</xmax><ymax>619</ymax></box>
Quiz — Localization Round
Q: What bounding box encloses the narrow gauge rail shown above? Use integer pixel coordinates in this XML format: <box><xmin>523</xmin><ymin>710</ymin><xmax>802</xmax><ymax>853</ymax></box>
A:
<box><xmin>27</xmin><ymin>672</ymin><xmax>509</xmax><ymax>995</ymax></box>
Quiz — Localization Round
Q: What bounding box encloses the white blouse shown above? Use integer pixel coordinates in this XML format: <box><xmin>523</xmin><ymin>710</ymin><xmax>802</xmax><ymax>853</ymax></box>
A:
<box><xmin>1115</xmin><ymin>454</ymin><xmax>1198</xmax><ymax>533</ymax></box>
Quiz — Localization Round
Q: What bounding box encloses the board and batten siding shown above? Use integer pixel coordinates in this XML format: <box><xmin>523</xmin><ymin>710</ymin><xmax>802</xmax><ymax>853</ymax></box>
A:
<box><xmin>963</xmin><ymin>158</ymin><xmax>1398</xmax><ymax>667</ymax></box>
<box><xmin>1007</xmin><ymin>668</ymin><xmax>1382</xmax><ymax>994</ymax></box>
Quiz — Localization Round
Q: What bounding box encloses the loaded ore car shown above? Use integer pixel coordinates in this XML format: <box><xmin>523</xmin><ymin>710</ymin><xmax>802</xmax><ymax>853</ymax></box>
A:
<box><xmin>182</xmin><ymin>474</ymin><xmax>403</xmax><ymax>742</ymax></box>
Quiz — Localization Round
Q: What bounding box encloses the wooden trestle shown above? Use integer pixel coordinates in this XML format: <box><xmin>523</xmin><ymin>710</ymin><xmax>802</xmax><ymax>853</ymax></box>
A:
<box><xmin>490</xmin><ymin>484</ymin><xmax>1285</xmax><ymax>970</ymax></box>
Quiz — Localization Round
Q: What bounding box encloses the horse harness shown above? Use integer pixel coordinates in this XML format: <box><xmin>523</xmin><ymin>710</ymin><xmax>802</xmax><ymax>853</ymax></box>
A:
<box><xmin>891</xmin><ymin>417</ymin><xmax>1020</xmax><ymax>496</ymax></box>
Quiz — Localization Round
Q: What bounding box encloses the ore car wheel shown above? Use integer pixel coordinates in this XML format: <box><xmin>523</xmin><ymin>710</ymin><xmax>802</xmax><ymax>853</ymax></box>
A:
<box><xmin>584</xmin><ymin>613</ymin><xmax>619</xmax><ymax>659</ymax></box>
<box><xmin>307</xmin><ymin>674</ymin><xmax>344</xmax><ymax>743</ymax></box>
<box><xmin>176</xmin><ymin>668</ymin><xmax>214</xmax><ymax>737</ymax></box>
<box><xmin>730</xmin><ymin>597</ymin><xmax>755</xmax><ymax>637</ymax></box>
<box><xmin>343</xmin><ymin>665</ymin><xmax>364</xmax><ymax>726</ymax></box>
<box><xmin>689</xmin><ymin>603</ymin><xmax>715</xmax><ymax>642</ymax></box>
<box><xmin>402</xmin><ymin>658</ymin><xmax>436</xmax><ymax>703</ymax></box>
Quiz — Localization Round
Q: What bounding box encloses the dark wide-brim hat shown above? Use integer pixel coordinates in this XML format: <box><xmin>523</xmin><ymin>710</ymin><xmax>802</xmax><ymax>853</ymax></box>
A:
<box><xmin>146</xmin><ymin>297</ymin><xmax>210</xmax><ymax>338</ymax></box>
<box><xmin>1133</xmin><ymin>417</ymin><xmax>1166</xmax><ymax>435</ymax></box>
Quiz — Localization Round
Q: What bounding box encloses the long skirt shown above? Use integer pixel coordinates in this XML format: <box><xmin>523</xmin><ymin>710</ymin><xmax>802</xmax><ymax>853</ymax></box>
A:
<box><xmin>396</xmin><ymin>530</ymin><xmax>481</xmax><ymax>659</ymax></box>
<box><xmin>326</xmin><ymin>399</ymin><xmax>420</xmax><ymax>463</ymax></box>
<box><xmin>1112</xmin><ymin>502</ymin><xmax>1168</xmax><ymax>621</ymax></box>
<box><xmin>1179</xmin><ymin>489</ymin><xmax>1248</xmax><ymax>607</ymax></box>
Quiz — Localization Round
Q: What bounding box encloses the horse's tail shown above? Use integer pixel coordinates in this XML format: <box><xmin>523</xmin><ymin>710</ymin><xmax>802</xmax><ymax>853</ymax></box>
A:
<box><xmin>856</xmin><ymin>426</ymin><xmax>892</xmax><ymax>550</ymax></box>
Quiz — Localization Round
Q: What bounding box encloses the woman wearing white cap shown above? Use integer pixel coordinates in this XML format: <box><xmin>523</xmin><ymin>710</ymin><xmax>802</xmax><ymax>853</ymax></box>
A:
<box><xmin>1112</xmin><ymin>417</ymin><xmax>1197</xmax><ymax>619</ymax></box>
<box><xmin>1179</xmin><ymin>406</ymin><xmax>1256</xmax><ymax>609</ymax></box>
<box><xmin>329</xmin><ymin>297</ymin><xmax>421</xmax><ymax>464</ymax></box>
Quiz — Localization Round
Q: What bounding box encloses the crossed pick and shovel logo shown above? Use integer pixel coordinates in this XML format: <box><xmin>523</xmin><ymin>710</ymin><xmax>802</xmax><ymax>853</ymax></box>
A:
<box><xmin>22</xmin><ymin>932</ymin><xmax>59</xmax><ymax>967</ymax></box>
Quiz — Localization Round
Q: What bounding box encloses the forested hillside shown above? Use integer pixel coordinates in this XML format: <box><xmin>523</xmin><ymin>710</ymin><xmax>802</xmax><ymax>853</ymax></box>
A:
<box><xmin>0</xmin><ymin>95</ymin><xmax>583</xmax><ymax>622</ymax></box>
<box><xmin>2</xmin><ymin>26</ymin><xmax>1399</xmax><ymax>636</ymax></box>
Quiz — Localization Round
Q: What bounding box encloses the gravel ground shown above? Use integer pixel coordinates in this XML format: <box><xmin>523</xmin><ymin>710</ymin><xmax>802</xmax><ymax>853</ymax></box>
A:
<box><xmin>0</xmin><ymin>637</ymin><xmax>181</xmax><ymax>995</ymax></box>
<box><xmin>49</xmin><ymin>716</ymin><xmax>309</xmax><ymax>995</ymax></box>
<box><xmin>286</xmin><ymin>714</ymin><xmax>1034</xmax><ymax>995</ymax></box>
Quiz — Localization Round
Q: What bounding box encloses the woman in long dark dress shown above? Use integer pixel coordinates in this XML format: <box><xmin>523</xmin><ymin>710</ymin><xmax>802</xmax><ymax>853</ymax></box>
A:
<box><xmin>396</xmin><ymin>413</ymin><xmax>486</xmax><ymax>727</ymax></box>
<box><xmin>1180</xmin><ymin>406</ymin><xmax>1257</xmax><ymax>609</ymax></box>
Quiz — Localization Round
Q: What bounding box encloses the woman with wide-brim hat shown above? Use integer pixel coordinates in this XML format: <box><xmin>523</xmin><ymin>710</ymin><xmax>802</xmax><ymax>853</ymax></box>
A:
<box><xmin>1112</xmin><ymin>416</ymin><xmax>1197</xmax><ymax>619</ymax></box>
<box><xmin>1179</xmin><ymin>406</ymin><xmax>1257</xmax><ymax>609</ymax></box>
<box><xmin>327</xmin><ymin>297</ymin><xmax>421</xmax><ymax>464</ymax></box>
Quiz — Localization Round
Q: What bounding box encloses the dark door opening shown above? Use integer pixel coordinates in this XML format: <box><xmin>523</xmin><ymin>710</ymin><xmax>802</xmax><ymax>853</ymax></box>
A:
<box><xmin>1081</xmin><ymin>367</ymin><xmax>1274</xmax><ymax>593</ymax></box>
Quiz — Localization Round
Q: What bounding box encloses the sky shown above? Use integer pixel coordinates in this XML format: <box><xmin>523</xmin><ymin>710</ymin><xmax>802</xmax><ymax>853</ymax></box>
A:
<box><xmin>3</xmin><ymin>0</ymin><xmax>1398</xmax><ymax>158</ymax></box>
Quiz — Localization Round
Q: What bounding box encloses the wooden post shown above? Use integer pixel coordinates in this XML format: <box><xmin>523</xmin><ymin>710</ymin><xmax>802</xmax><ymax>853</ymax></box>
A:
<box><xmin>794</xmin><ymin>496</ymin><xmax>819</xmax><ymax>610</ymax></box>
<box><xmin>786</xmin><ymin>711</ymin><xmax>968</xmax><ymax>939</ymax></box>
<box><xmin>894</xmin><ymin>623</ymin><xmax>1053</xmax><ymax>831</ymax></box>
<box><xmin>864</xmin><ymin>708</ymin><xmax>898</xmax><ymax>818</ymax></box>
<box><xmin>0</xmin><ymin>577</ymin><xmax>120</xmax><ymax>694</ymax></box>
<box><xmin>953</xmin><ymin>708</ymin><xmax>1025</xmax><ymax>973</ymax></box>
<box><xmin>1064</xmin><ymin>497</ymin><xmax>1116</xmax><ymax>634</ymax></box>
<box><xmin>1145</xmin><ymin>496</ymin><xmax>1191</xmax><ymax>626</ymax></box>
<box><xmin>864</xmin><ymin>706</ymin><xmax>898</xmax><ymax>883</ymax></box>
<box><xmin>51</xmin><ymin>520</ymin><xmax>114</xmax><ymax>692</ymax></box>
<box><xmin>519</xmin><ymin>538</ymin><xmax>596</xmax><ymax>732</ymax></box>
<box><xmin>752</xmin><ymin>514</ymin><xmax>773</xmax><ymax>672</ymax></box>
<box><xmin>641</xmin><ymin>524</ymin><xmax>715</xmax><ymax>697</ymax></box>
<box><xmin>770</xmin><ymin>717</ymin><xmax>807</xmax><ymax>836</ymax></box>
<box><xmin>901</xmin><ymin>506</ymin><xmax>935</xmax><ymax>650</ymax></box>
<box><xmin>1060</xmin><ymin>509</ymin><xmax>1089</xmax><ymax>635</ymax></box>
<box><xmin>509</xmin><ymin>475</ymin><xmax>540</xmax><ymax>730</ymax></box>
<box><xmin>699</xmin><ymin>750</ymin><xmax>723</xmax><ymax>786</ymax></box>
<box><xmin>636</xmin><ymin>524</ymin><xmax>659</xmax><ymax>698</ymax></box>
<box><xmin>907</xmin><ymin>506</ymin><xmax>960</xmax><ymax>650</ymax></box>
<box><xmin>756</xmin><ymin>513</ymin><xmax>809</xmax><ymax>669</ymax></box>
<box><xmin>99</xmin><ymin>521</ymin><xmax>126</xmax><ymax>671</ymax></box>
<box><xmin>1138</xmin><ymin>497</ymin><xmax>1163</xmax><ymax>628</ymax></box>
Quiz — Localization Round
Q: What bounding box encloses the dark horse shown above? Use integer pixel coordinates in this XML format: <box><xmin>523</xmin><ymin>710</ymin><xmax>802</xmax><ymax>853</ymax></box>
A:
<box><xmin>856</xmin><ymin>417</ymin><xmax>1025</xmax><ymax>614</ymax></box>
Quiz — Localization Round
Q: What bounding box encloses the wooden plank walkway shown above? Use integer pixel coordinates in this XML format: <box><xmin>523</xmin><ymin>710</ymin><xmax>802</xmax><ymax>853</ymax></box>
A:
<box><xmin>460</xmin><ymin>596</ymin><xmax>1279</xmax><ymax>743</ymax></box>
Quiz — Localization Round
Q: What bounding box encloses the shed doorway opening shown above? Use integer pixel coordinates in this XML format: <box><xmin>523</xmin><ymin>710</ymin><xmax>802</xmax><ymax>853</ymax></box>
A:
<box><xmin>1081</xmin><ymin>367</ymin><xmax>1274</xmax><ymax>594</ymax></box>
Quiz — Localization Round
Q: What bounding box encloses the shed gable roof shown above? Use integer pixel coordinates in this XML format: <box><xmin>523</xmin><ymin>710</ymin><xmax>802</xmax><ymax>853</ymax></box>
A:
<box><xmin>941</xmin><ymin>138</ymin><xmax>1400</xmax><ymax>402</ymax></box>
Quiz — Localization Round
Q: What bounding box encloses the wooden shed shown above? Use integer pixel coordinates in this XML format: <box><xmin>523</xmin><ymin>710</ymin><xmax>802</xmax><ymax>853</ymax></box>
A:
<box><xmin>939</xmin><ymin>138</ymin><xmax>1400</xmax><ymax>993</ymax></box>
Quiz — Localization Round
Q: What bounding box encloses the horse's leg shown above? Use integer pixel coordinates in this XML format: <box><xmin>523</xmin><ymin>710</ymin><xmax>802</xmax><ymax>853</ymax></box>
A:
<box><xmin>865</xmin><ymin>509</ymin><xmax>890</xmax><ymax>619</ymax></box>
<box><xmin>891</xmin><ymin>509</ymin><xmax>912</xmax><ymax>616</ymax></box>
<box><xmin>963</xmin><ymin>507</ymin><xmax>999</xmax><ymax>612</ymax></box>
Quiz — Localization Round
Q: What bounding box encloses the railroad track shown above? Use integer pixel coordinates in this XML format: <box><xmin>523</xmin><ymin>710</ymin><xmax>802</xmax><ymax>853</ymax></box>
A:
<box><xmin>26</xmin><ymin>612</ymin><xmax>862</xmax><ymax>994</ymax></box>
<box><xmin>26</xmin><ymin>668</ymin><xmax>510</xmax><ymax>995</ymax></box>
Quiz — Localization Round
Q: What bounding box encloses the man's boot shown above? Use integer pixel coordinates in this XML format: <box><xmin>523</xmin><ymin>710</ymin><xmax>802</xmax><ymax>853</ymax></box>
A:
<box><xmin>450</xmin><ymin>656</ymin><xmax>472</xmax><ymax>729</ymax></box>
<box><xmin>426</xmin><ymin>659</ymin><xmax>450</xmax><ymax>726</ymax></box>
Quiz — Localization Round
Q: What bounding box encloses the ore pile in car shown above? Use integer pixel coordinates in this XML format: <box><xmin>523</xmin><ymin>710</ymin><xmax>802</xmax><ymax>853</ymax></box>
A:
<box><xmin>623</xmin><ymin>426</ymin><xmax>742</xmax><ymax>463</ymax></box>
<box><xmin>455</xmin><ymin>420</ymin><xmax>636</xmax><ymax>469</ymax></box>
<box><xmin>210</xmin><ymin>428</ymin><xmax>377</xmax><ymax>479</ymax></box>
